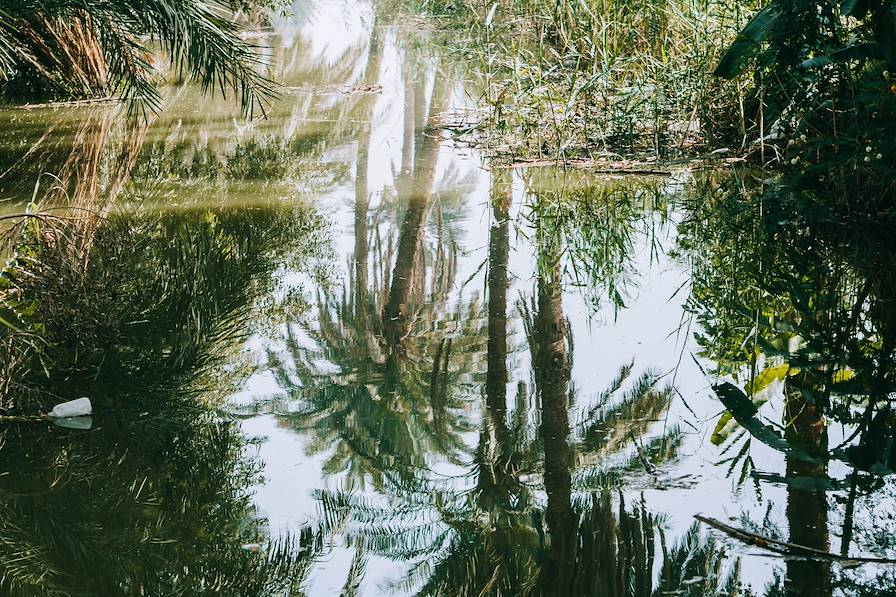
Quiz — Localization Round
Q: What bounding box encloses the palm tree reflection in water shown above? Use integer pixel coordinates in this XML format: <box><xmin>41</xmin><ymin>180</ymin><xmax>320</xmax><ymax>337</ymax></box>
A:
<box><xmin>300</xmin><ymin>166</ymin><xmax>741</xmax><ymax>595</ymax></box>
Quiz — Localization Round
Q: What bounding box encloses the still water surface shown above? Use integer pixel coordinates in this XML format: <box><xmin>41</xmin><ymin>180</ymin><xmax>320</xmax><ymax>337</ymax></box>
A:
<box><xmin>2</xmin><ymin>2</ymin><xmax>896</xmax><ymax>596</ymax></box>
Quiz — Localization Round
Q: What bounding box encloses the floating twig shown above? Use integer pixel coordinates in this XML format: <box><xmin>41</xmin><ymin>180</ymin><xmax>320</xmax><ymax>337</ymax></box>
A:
<box><xmin>18</xmin><ymin>97</ymin><xmax>120</xmax><ymax>110</ymax></box>
<box><xmin>695</xmin><ymin>515</ymin><xmax>896</xmax><ymax>565</ymax></box>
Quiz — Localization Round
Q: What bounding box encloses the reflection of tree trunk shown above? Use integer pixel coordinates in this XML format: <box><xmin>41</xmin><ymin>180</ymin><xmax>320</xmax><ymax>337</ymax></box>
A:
<box><xmin>382</xmin><ymin>71</ymin><xmax>448</xmax><ymax>346</ymax></box>
<box><xmin>398</xmin><ymin>61</ymin><xmax>416</xmax><ymax>199</ymax></box>
<box><xmin>478</xmin><ymin>171</ymin><xmax>512</xmax><ymax>498</ymax></box>
<box><xmin>354</xmin><ymin>134</ymin><xmax>370</xmax><ymax>319</ymax></box>
<box><xmin>534</xmin><ymin>259</ymin><xmax>575</xmax><ymax>595</ymax></box>
<box><xmin>784</xmin><ymin>375</ymin><xmax>831</xmax><ymax>597</ymax></box>
<box><xmin>486</xmin><ymin>171</ymin><xmax>512</xmax><ymax>445</ymax></box>
<box><xmin>382</xmin><ymin>189</ymin><xmax>428</xmax><ymax>346</ymax></box>
<box><xmin>353</xmin><ymin>21</ymin><xmax>382</xmax><ymax>324</ymax></box>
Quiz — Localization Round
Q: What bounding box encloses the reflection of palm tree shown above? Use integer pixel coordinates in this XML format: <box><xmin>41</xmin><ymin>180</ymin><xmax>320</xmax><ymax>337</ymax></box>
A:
<box><xmin>261</xmin><ymin>59</ymin><xmax>488</xmax><ymax>489</ymax></box>
<box><xmin>654</xmin><ymin>521</ymin><xmax>741</xmax><ymax>596</ymax></box>
<box><xmin>315</xmin><ymin>171</ymin><xmax>538</xmax><ymax>595</ymax></box>
<box><xmin>522</xmin><ymin>190</ymin><xmax>682</xmax><ymax>499</ymax></box>
<box><xmin>311</xmin><ymin>169</ymin><xmax>729</xmax><ymax>596</ymax></box>
<box><xmin>528</xmin><ymin>207</ymin><xmax>675</xmax><ymax>594</ymax></box>
<box><xmin>264</xmin><ymin>194</ymin><xmax>482</xmax><ymax>488</ymax></box>
<box><xmin>352</xmin><ymin>15</ymin><xmax>381</xmax><ymax>324</ymax></box>
<box><xmin>574</xmin><ymin>363</ymin><xmax>679</xmax><ymax>489</ymax></box>
<box><xmin>531</xmin><ymin>225</ymin><xmax>576</xmax><ymax>594</ymax></box>
<box><xmin>383</xmin><ymin>70</ymin><xmax>450</xmax><ymax>346</ymax></box>
<box><xmin>479</xmin><ymin>170</ymin><xmax>515</xmax><ymax>495</ymax></box>
<box><xmin>266</xmin><ymin>299</ymin><xmax>478</xmax><ymax>487</ymax></box>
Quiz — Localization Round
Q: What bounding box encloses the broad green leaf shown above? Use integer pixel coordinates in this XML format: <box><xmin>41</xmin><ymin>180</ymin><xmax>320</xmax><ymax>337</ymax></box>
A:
<box><xmin>714</xmin><ymin>5</ymin><xmax>784</xmax><ymax>78</ymax></box>
<box><xmin>745</xmin><ymin>363</ymin><xmax>790</xmax><ymax>395</ymax></box>
<box><xmin>799</xmin><ymin>42</ymin><xmax>883</xmax><ymax>69</ymax></box>
<box><xmin>713</xmin><ymin>383</ymin><xmax>841</xmax><ymax>466</ymax></box>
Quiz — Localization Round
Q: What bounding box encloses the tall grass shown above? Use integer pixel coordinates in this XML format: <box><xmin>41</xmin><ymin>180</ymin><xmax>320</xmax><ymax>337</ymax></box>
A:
<box><xmin>418</xmin><ymin>0</ymin><xmax>758</xmax><ymax>161</ymax></box>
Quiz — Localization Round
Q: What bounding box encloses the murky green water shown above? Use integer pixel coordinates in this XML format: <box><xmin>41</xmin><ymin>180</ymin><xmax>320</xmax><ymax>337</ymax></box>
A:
<box><xmin>2</xmin><ymin>2</ymin><xmax>896</xmax><ymax>596</ymax></box>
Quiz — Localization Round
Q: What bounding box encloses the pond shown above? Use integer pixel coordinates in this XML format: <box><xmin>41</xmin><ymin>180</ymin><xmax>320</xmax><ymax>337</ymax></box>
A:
<box><xmin>2</xmin><ymin>2</ymin><xmax>896</xmax><ymax>596</ymax></box>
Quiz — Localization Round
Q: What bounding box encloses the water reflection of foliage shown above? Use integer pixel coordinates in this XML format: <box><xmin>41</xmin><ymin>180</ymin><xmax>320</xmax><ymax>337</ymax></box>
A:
<box><xmin>133</xmin><ymin>132</ymin><xmax>348</xmax><ymax>184</ymax></box>
<box><xmin>307</xmin><ymin>170</ymin><xmax>729</xmax><ymax>596</ymax></box>
<box><xmin>1</xmin><ymin>195</ymin><xmax>328</xmax><ymax>594</ymax></box>
<box><xmin>521</xmin><ymin>171</ymin><xmax>675</xmax><ymax>312</ymax></box>
<box><xmin>678</xmin><ymin>172</ymin><xmax>896</xmax><ymax>596</ymax></box>
<box><xmin>263</xmin><ymin>196</ymin><xmax>485</xmax><ymax>488</ymax></box>
<box><xmin>573</xmin><ymin>363</ymin><xmax>682</xmax><ymax>488</ymax></box>
<box><xmin>248</xmin><ymin>41</ymin><xmax>492</xmax><ymax>491</ymax></box>
<box><xmin>2</xmin><ymin>195</ymin><xmax>328</xmax><ymax>411</ymax></box>
<box><xmin>1</xmin><ymin>417</ymin><xmax>320</xmax><ymax>596</ymax></box>
<box><xmin>679</xmin><ymin>173</ymin><xmax>896</xmax><ymax>454</ymax></box>
<box><xmin>319</xmin><ymin>486</ymin><xmax>741</xmax><ymax>597</ymax></box>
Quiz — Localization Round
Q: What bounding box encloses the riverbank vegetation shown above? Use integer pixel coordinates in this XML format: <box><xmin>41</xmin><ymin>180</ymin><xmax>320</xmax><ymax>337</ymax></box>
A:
<box><xmin>2</xmin><ymin>0</ymin><xmax>894</xmax><ymax>177</ymax></box>
<box><xmin>430</xmin><ymin>0</ymin><xmax>753</xmax><ymax>160</ymax></box>
<box><xmin>422</xmin><ymin>0</ymin><xmax>896</xmax><ymax>177</ymax></box>
<box><xmin>0</xmin><ymin>150</ymin><xmax>330</xmax><ymax>594</ymax></box>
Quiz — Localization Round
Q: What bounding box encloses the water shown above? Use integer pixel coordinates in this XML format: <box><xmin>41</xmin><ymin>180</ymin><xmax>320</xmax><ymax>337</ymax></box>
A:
<box><xmin>2</xmin><ymin>3</ymin><xmax>896</xmax><ymax>596</ymax></box>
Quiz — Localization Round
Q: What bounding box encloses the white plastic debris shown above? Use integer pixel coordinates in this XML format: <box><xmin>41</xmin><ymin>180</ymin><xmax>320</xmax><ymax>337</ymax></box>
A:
<box><xmin>48</xmin><ymin>397</ymin><xmax>92</xmax><ymax>418</ymax></box>
<box><xmin>52</xmin><ymin>416</ymin><xmax>93</xmax><ymax>430</ymax></box>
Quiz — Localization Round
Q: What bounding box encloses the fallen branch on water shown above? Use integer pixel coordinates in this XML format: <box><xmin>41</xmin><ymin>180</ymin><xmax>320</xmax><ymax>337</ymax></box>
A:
<box><xmin>695</xmin><ymin>515</ymin><xmax>896</xmax><ymax>565</ymax></box>
<box><xmin>19</xmin><ymin>97</ymin><xmax>121</xmax><ymax>110</ymax></box>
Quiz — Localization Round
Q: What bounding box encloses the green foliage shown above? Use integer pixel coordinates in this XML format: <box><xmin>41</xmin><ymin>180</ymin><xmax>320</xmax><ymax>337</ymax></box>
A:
<box><xmin>521</xmin><ymin>171</ymin><xmax>673</xmax><ymax>313</ymax></box>
<box><xmin>0</xmin><ymin>0</ymin><xmax>275</xmax><ymax>116</ymax></box>
<box><xmin>0</xmin><ymin>186</ymin><xmax>327</xmax><ymax>411</ymax></box>
<box><xmin>0</xmin><ymin>402</ymin><xmax>322</xmax><ymax>596</ymax></box>
<box><xmin>679</xmin><ymin>171</ymin><xmax>896</xmax><ymax>483</ymax></box>
<box><xmin>0</xmin><ymin>192</ymin><xmax>328</xmax><ymax>596</ymax></box>
<box><xmin>713</xmin><ymin>5</ymin><xmax>783</xmax><ymax>79</ymax></box>
<box><xmin>715</xmin><ymin>0</ymin><xmax>896</xmax><ymax>180</ymax></box>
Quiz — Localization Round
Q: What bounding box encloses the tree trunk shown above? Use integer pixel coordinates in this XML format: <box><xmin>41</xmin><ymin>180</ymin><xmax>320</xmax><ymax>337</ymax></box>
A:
<box><xmin>534</xmin><ymin>255</ymin><xmax>576</xmax><ymax>595</ymax></box>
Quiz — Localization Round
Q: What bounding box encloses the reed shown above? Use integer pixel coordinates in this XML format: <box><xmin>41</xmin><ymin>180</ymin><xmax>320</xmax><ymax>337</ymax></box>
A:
<box><xmin>416</xmin><ymin>0</ymin><xmax>759</xmax><ymax>161</ymax></box>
